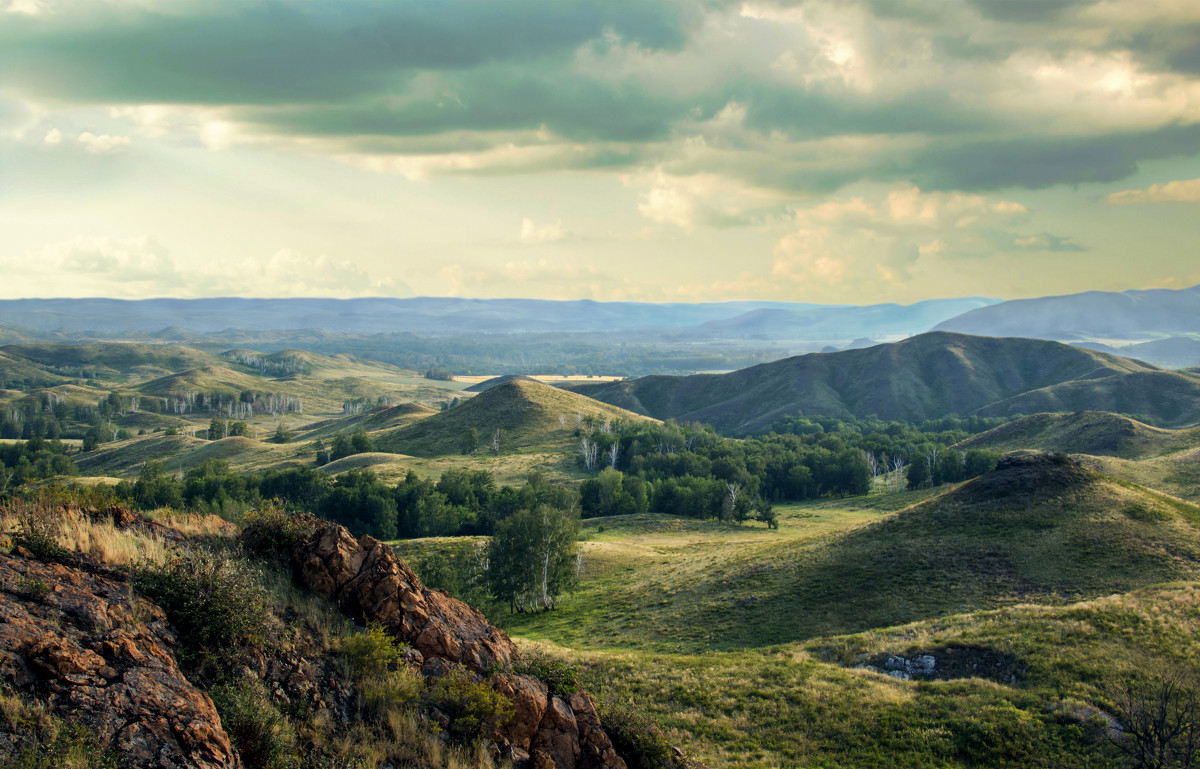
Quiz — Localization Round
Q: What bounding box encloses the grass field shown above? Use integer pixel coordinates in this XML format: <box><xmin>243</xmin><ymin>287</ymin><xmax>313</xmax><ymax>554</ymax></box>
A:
<box><xmin>388</xmin><ymin>457</ymin><xmax>1200</xmax><ymax>768</ymax></box>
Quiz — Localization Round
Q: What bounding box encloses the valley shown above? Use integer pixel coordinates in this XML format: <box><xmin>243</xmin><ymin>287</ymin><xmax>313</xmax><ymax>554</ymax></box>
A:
<box><xmin>3</xmin><ymin>328</ymin><xmax>1200</xmax><ymax>768</ymax></box>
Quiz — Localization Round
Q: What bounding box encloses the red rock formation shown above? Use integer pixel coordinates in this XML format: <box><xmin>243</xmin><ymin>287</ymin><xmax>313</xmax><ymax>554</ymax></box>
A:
<box><xmin>0</xmin><ymin>551</ymin><xmax>241</xmax><ymax>769</ymax></box>
<box><xmin>290</xmin><ymin>521</ymin><xmax>628</xmax><ymax>769</ymax></box>
<box><xmin>293</xmin><ymin>522</ymin><xmax>517</xmax><ymax>672</ymax></box>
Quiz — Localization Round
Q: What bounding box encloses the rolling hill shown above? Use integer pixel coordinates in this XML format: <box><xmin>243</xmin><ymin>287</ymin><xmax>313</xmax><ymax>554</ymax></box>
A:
<box><xmin>374</xmin><ymin>378</ymin><xmax>654</xmax><ymax>456</ymax></box>
<box><xmin>954</xmin><ymin>411</ymin><xmax>1200</xmax><ymax>459</ymax></box>
<box><xmin>565</xmin><ymin>331</ymin><xmax>1171</xmax><ymax>433</ymax></box>
<box><xmin>2</xmin><ymin>343</ymin><xmax>230</xmax><ymax>383</ymax></box>
<box><xmin>500</xmin><ymin>453</ymin><xmax>1200</xmax><ymax>651</ymax></box>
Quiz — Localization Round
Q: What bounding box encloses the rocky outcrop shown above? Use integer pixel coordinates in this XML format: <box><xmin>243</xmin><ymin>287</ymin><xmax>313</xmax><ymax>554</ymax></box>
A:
<box><xmin>0</xmin><ymin>551</ymin><xmax>240</xmax><ymax>768</ymax></box>
<box><xmin>290</xmin><ymin>521</ymin><xmax>627</xmax><ymax>769</ymax></box>
<box><xmin>292</xmin><ymin>522</ymin><xmax>517</xmax><ymax>672</ymax></box>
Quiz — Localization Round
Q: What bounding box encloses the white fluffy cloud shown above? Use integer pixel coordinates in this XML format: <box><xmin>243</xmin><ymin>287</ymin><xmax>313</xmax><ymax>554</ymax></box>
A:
<box><xmin>772</xmin><ymin>186</ymin><xmax>1065</xmax><ymax>288</ymax></box>
<box><xmin>1106</xmin><ymin>178</ymin><xmax>1200</xmax><ymax>204</ymax></box>
<box><xmin>519</xmin><ymin>218</ymin><xmax>569</xmax><ymax>245</ymax></box>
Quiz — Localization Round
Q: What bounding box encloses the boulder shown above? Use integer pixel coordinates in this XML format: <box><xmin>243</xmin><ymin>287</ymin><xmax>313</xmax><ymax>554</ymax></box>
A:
<box><xmin>0</xmin><ymin>552</ymin><xmax>241</xmax><ymax>768</ymax></box>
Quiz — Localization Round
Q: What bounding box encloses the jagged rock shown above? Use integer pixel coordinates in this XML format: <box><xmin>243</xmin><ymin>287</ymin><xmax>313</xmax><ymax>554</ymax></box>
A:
<box><xmin>292</xmin><ymin>522</ymin><xmax>517</xmax><ymax>673</ymax></box>
<box><xmin>493</xmin><ymin>673</ymin><xmax>549</xmax><ymax>751</ymax></box>
<box><xmin>289</xmin><ymin>521</ymin><xmax>634</xmax><ymax>769</ymax></box>
<box><xmin>532</xmin><ymin>695</ymin><xmax>580</xmax><ymax>769</ymax></box>
<box><xmin>0</xmin><ymin>552</ymin><xmax>241</xmax><ymax>768</ymax></box>
<box><xmin>567</xmin><ymin>691</ymin><xmax>628</xmax><ymax>769</ymax></box>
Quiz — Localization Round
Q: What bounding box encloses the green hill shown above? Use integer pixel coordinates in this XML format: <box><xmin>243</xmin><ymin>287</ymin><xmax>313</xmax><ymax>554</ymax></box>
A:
<box><xmin>975</xmin><ymin>369</ymin><xmax>1200</xmax><ymax>426</ymax></box>
<box><xmin>499</xmin><ymin>453</ymin><xmax>1200</xmax><ymax>651</ymax></box>
<box><xmin>375</xmin><ymin>378</ymin><xmax>654</xmax><ymax>456</ymax></box>
<box><xmin>566</xmin><ymin>331</ymin><xmax>1162</xmax><ymax>433</ymax></box>
<box><xmin>0</xmin><ymin>350</ymin><xmax>70</xmax><ymax>389</ymax></box>
<box><xmin>2</xmin><ymin>343</ymin><xmax>230</xmax><ymax>383</ymax></box>
<box><xmin>300</xmin><ymin>402</ymin><xmax>438</xmax><ymax>441</ymax></box>
<box><xmin>136</xmin><ymin>365</ymin><xmax>281</xmax><ymax>398</ymax></box>
<box><xmin>954</xmin><ymin>411</ymin><xmax>1200</xmax><ymax>459</ymax></box>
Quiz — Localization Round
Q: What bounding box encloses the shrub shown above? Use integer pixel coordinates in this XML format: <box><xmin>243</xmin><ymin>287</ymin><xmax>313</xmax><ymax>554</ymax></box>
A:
<box><xmin>596</xmin><ymin>695</ymin><xmax>691</xmax><ymax>769</ymax></box>
<box><xmin>513</xmin><ymin>650</ymin><xmax>580</xmax><ymax>696</ymax></box>
<box><xmin>357</xmin><ymin>668</ymin><xmax>424</xmax><ymax>721</ymax></box>
<box><xmin>132</xmin><ymin>548</ymin><xmax>269</xmax><ymax>664</ymax></box>
<box><xmin>240</xmin><ymin>503</ymin><xmax>312</xmax><ymax>565</ymax></box>
<box><xmin>423</xmin><ymin>667</ymin><xmax>514</xmax><ymax>742</ymax></box>
<box><xmin>209</xmin><ymin>680</ymin><xmax>298</xmax><ymax>769</ymax></box>
<box><xmin>8</xmin><ymin>500</ymin><xmax>67</xmax><ymax>560</ymax></box>
<box><xmin>338</xmin><ymin>622</ymin><xmax>409</xmax><ymax>681</ymax></box>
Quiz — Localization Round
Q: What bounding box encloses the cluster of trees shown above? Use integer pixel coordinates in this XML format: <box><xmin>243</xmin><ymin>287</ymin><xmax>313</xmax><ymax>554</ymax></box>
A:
<box><xmin>314</xmin><ymin>430</ymin><xmax>373</xmax><ymax>464</ymax></box>
<box><xmin>220</xmin><ymin>351</ymin><xmax>312</xmax><ymax>376</ymax></box>
<box><xmin>906</xmin><ymin>447</ymin><xmax>999</xmax><ymax>489</ymax></box>
<box><xmin>0</xmin><ymin>437</ymin><xmax>77</xmax><ymax>493</ymax></box>
<box><xmin>568</xmin><ymin>418</ymin><xmax>1005</xmax><ymax>522</ymax></box>
<box><xmin>112</xmin><ymin>459</ymin><xmax>576</xmax><ymax>542</ymax></box>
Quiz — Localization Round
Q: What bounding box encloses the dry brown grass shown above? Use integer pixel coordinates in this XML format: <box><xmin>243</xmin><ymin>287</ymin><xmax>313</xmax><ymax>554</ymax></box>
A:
<box><xmin>0</xmin><ymin>499</ymin><xmax>177</xmax><ymax>566</ymax></box>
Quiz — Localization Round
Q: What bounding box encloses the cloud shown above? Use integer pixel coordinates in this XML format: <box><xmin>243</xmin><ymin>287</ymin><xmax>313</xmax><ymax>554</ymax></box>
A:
<box><xmin>2</xmin><ymin>0</ymin><xmax>1199</xmax><ymax>198</ymax></box>
<box><xmin>1106</xmin><ymin>177</ymin><xmax>1200</xmax><ymax>204</ymax></box>
<box><xmin>771</xmin><ymin>185</ymin><xmax>1079</xmax><ymax>286</ymax></box>
<box><xmin>519</xmin><ymin>218</ymin><xmax>569</xmax><ymax>245</ymax></box>
<box><xmin>77</xmin><ymin>131</ymin><xmax>129</xmax><ymax>154</ymax></box>
<box><xmin>0</xmin><ymin>237</ymin><xmax>407</xmax><ymax>299</ymax></box>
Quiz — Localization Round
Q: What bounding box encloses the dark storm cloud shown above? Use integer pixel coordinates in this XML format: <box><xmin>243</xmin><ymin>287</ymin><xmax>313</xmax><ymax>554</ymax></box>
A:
<box><xmin>965</xmin><ymin>0</ymin><xmax>1099</xmax><ymax>24</ymax></box>
<box><xmin>3</xmin><ymin>0</ymin><xmax>1200</xmax><ymax>195</ymax></box>
<box><xmin>908</xmin><ymin>123</ymin><xmax>1200</xmax><ymax>191</ymax></box>
<box><xmin>0</xmin><ymin>1</ymin><xmax>697</xmax><ymax>104</ymax></box>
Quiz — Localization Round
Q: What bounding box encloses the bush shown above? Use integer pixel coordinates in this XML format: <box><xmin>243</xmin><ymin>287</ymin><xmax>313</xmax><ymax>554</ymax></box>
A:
<box><xmin>512</xmin><ymin>650</ymin><xmax>580</xmax><ymax>696</ymax></box>
<box><xmin>423</xmin><ymin>667</ymin><xmax>514</xmax><ymax>742</ymax></box>
<box><xmin>240</xmin><ymin>503</ymin><xmax>313</xmax><ymax>565</ymax></box>
<box><xmin>132</xmin><ymin>548</ymin><xmax>269</xmax><ymax>664</ymax></box>
<box><xmin>596</xmin><ymin>695</ymin><xmax>692</xmax><ymax>769</ymax></box>
<box><xmin>1</xmin><ymin>719</ymin><xmax>119</xmax><ymax>769</ymax></box>
<box><xmin>209</xmin><ymin>680</ymin><xmax>298</xmax><ymax>769</ymax></box>
<box><xmin>338</xmin><ymin>622</ymin><xmax>409</xmax><ymax>681</ymax></box>
<box><xmin>9</xmin><ymin>501</ymin><xmax>66</xmax><ymax>560</ymax></box>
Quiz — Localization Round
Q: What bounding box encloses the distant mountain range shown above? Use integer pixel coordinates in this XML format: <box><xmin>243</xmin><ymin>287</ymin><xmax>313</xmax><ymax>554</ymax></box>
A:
<box><xmin>566</xmin><ymin>331</ymin><xmax>1200</xmax><ymax>432</ymax></box>
<box><xmin>933</xmin><ymin>285</ymin><xmax>1200</xmax><ymax>341</ymax></box>
<box><xmin>0</xmin><ymin>296</ymin><xmax>996</xmax><ymax>340</ymax></box>
<box><xmin>2</xmin><ymin>284</ymin><xmax>1199</xmax><ymax>372</ymax></box>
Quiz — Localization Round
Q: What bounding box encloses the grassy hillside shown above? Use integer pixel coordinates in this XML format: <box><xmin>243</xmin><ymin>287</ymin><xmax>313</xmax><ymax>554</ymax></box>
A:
<box><xmin>976</xmin><ymin>369</ymin><xmax>1200</xmax><ymax>426</ymax></box>
<box><xmin>492</xmin><ymin>454</ymin><xmax>1200</xmax><ymax>652</ymax></box>
<box><xmin>0</xmin><ymin>350</ymin><xmax>71</xmax><ymax>389</ymax></box>
<box><xmin>567</xmin><ymin>331</ymin><xmax>1159</xmax><ymax>433</ymax></box>
<box><xmin>300</xmin><ymin>403</ymin><xmax>437</xmax><ymax>441</ymax></box>
<box><xmin>2</xmin><ymin>342</ymin><xmax>231</xmax><ymax>383</ymax></box>
<box><xmin>954</xmin><ymin>411</ymin><xmax>1200</xmax><ymax>459</ymax></box>
<box><xmin>375</xmin><ymin>378</ymin><xmax>655</xmax><ymax>456</ymax></box>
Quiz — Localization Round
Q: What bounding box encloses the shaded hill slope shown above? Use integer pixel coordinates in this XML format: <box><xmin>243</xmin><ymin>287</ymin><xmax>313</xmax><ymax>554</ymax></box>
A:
<box><xmin>975</xmin><ymin>369</ymin><xmax>1200</xmax><ymax>426</ymax></box>
<box><xmin>954</xmin><ymin>411</ymin><xmax>1200</xmax><ymax>459</ymax></box>
<box><xmin>745</xmin><ymin>453</ymin><xmax>1200</xmax><ymax>641</ymax></box>
<box><xmin>376</xmin><ymin>379</ymin><xmax>654</xmax><ymax>456</ymax></box>
<box><xmin>2</xmin><ymin>342</ymin><xmax>230</xmax><ymax>383</ymax></box>
<box><xmin>566</xmin><ymin>331</ymin><xmax>1160</xmax><ymax>433</ymax></box>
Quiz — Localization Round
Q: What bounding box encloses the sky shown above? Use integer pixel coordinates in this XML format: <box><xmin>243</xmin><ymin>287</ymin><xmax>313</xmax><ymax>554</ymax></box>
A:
<box><xmin>1</xmin><ymin>0</ymin><xmax>1199</xmax><ymax>304</ymax></box>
